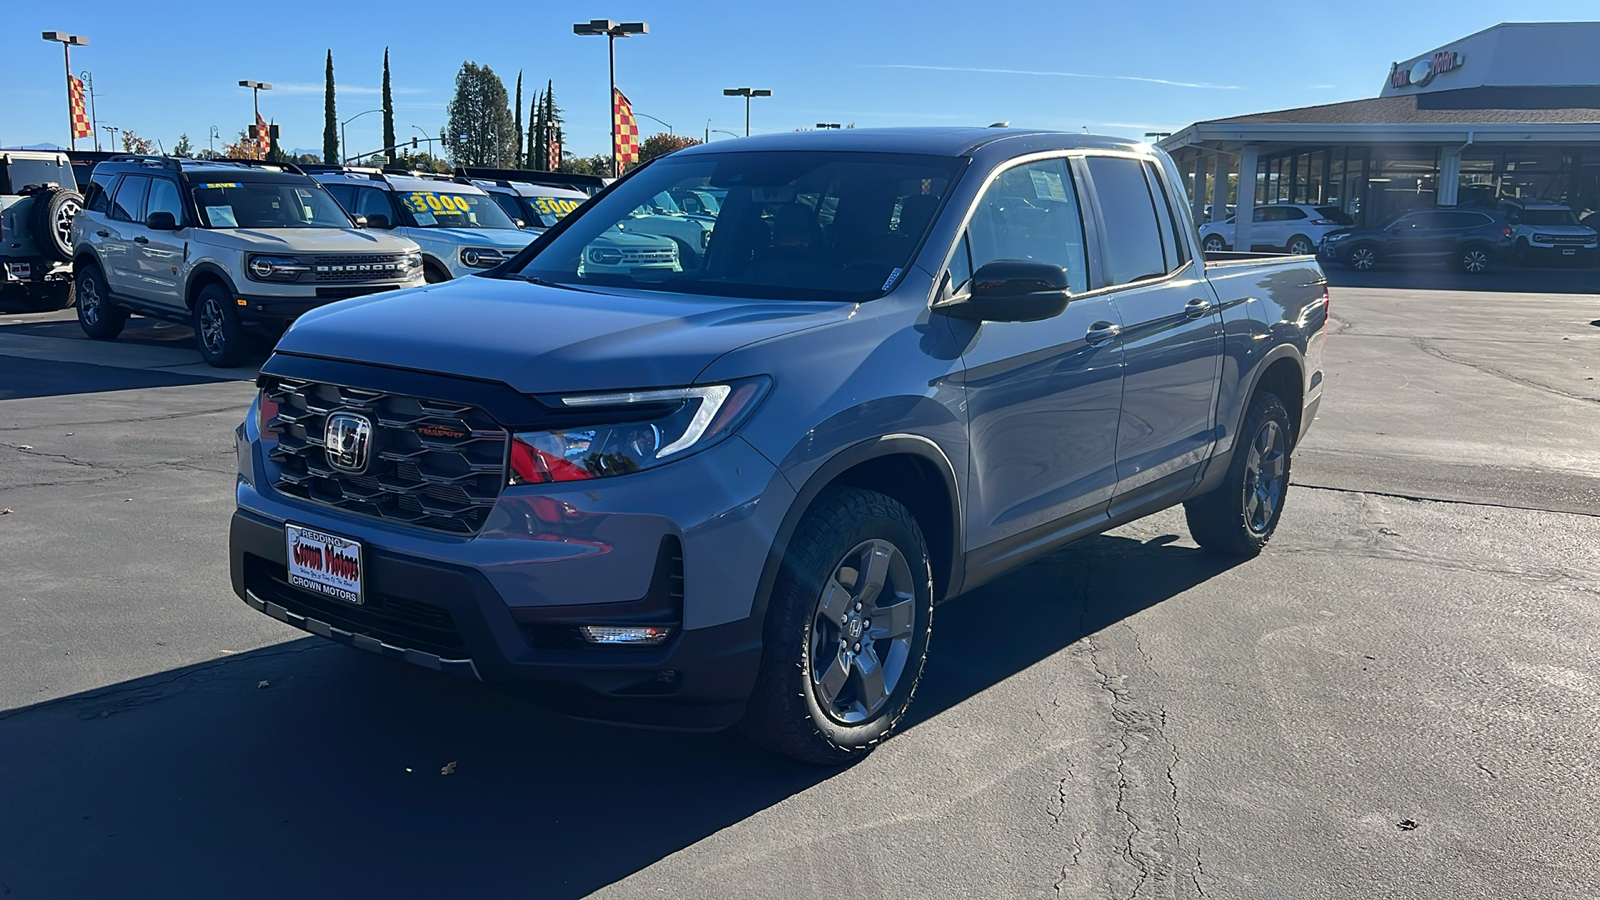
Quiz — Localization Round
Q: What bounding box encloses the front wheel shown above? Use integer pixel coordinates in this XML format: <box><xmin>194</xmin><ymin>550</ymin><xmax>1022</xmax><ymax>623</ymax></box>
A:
<box><xmin>1345</xmin><ymin>245</ymin><xmax>1378</xmax><ymax>271</ymax></box>
<box><xmin>1185</xmin><ymin>391</ymin><xmax>1292</xmax><ymax>557</ymax></box>
<box><xmin>194</xmin><ymin>284</ymin><xmax>247</xmax><ymax>367</ymax></box>
<box><xmin>739</xmin><ymin>487</ymin><xmax>934</xmax><ymax>765</ymax></box>
<box><xmin>1459</xmin><ymin>246</ymin><xmax>1492</xmax><ymax>274</ymax></box>
<box><xmin>1202</xmin><ymin>234</ymin><xmax>1228</xmax><ymax>253</ymax></box>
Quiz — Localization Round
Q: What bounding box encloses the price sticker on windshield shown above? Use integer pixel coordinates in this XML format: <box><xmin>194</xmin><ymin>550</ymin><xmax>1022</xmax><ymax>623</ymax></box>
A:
<box><xmin>404</xmin><ymin>192</ymin><xmax>471</xmax><ymax>214</ymax></box>
<box><xmin>532</xmin><ymin>196</ymin><xmax>581</xmax><ymax>218</ymax></box>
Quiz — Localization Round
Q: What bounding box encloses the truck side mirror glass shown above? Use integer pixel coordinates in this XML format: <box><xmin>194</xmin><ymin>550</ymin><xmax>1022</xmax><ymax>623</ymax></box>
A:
<box><xmin>364</xmin><ymin>213</ymin><xmax>392</xmax><ymax>230</ymax></box>
<box><xmin>938</xmin><ymin>259</ymin><xmax>1071</xmax><ymax>323</ymax></box>
<box><xmin>145</xmin><ymin>211</ymin><xmax>179</xmax><ymax>231</ymax></box>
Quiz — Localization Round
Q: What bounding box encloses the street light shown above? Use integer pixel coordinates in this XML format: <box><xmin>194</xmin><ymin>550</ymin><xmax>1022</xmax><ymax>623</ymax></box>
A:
<box><xmin>79</xmin><ymin>71</ymin><xmax>101</xmax><ymax>150</ymax></box>
<box><xmin>723</xmin><ymin>87</ymin><xmax>772</xmax><ymax>137</ymax></box>
<box><xmin>708</xmin><ymin>129</ymin><xmax>741</xmax><ymax>141</ymax></box>
<box><xmin>573</xmin><ymin>18</ymin><xmax>648</xmax><ymax>178</ymax></box>
<box><xmin>340</xmin><ymin>108</ymin><xmax>383</xmax><ymax>164</ymax></box>
<box><xmin>635</xmin><ymin>112</ymin><xmax>672</xmax><ymax>133</ymax></box>
<box><xmin>239</xmin><ymin>79</ymin><xmax>272</xmax><ymax>157</ymax></box>
<box><xmin>42</xmin><ymin>32</ymin><xmax>89</xmax><ymax>151</ymax></box>
<box><xmin>101</xmin><ymin>125</ymin><xmax>119</xmax><ymax>151</ymax></box>
<box><xmin>208</xmin><ymin>125</ymin><xmax>220</xmax><ymax>155</ymax></box>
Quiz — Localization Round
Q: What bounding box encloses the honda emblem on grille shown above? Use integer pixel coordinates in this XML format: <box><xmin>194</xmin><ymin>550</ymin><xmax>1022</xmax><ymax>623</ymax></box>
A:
<box><xmin>325</xmin><ymin>413</ymin><xmax>373</xmax><ymax>474</ymax></box>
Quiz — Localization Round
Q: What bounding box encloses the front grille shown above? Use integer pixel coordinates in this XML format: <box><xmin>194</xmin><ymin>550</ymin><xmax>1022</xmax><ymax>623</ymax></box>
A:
<box><xmin>624</xmin><ymin>250</ymin><xmax>678</xmax><ymax>266</ymax></box>
<box><xmin>265</xmin><ymin>378</ymin><xmax>508</xmax><ymax>535</ymax></box>
<box><xmin>313</xmin><ymin>254</ymin><xmax>410</xmax><ymax>282</ymax></box>
<box><xmin>1533</xmin><ymin>233</ymin><xmax>1592</xmax><ymax>245</ymax></box>
<box><xmin>244</xmin><ymin>555</ymin><xmax>467</xmax><ymax>658</ymax></box>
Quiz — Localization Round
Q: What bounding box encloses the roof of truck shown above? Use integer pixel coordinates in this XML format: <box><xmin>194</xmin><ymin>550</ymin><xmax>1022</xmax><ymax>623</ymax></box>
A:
<box><xmin>675</xmin><ymin>127</ymin><xmax>1150</xmax><ymax>158</ymax></box>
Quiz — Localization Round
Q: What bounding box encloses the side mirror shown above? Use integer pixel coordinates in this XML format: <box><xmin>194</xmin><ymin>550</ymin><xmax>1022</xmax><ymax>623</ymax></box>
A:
<box><xmin>354</xmin><ymin>215</ymin><xmax>368</xmax><ymax>228</ymax></box>
<box><xmin>364</xmin><ymin>213</ymin><xmax>392</xmax><ymax>230</ymax></box>
<box><xmin>937</xmin><ymin>260</ymin><xmax>1071</xmax><ymax>323</ymax></box>
<box><xmin>145</xmin><ymin>211</ymin><xmax>180</xmax><ymax>231</ymax></box>
<box><xmin>515</xmin><ymin>219</ymin><xmax>527</xmax><ymax>229</ymax></box>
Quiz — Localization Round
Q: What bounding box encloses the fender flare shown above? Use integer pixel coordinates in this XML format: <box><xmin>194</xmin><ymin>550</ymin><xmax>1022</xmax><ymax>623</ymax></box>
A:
<box><xmin>183</xmin><ymin>263</ymin><xmax>241</xmax><ymax>311</ymax></box>
<box><xmin>747</xmin><ymin>434</ymin><xmax>966</xmax><ymax>636</ymax></box>
<box><xmin>1196</xmin><ymin>343</ymin><xmax>1305</xmax><ymax>496</ymax></box>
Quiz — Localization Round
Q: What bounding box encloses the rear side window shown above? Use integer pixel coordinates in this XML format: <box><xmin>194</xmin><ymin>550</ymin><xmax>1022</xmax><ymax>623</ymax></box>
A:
<box><xmin>1085</xmin><ymin>156</ymin><xmax>1167</xmax><ymax>286</ymax></box>
<box><xmin>110</xmin><ymin>175</ymin><xmax>150</xmax><ymax>223</ymax></box>
<box><xmin>1314</xmin><ymin>206</ymin><xmax>1354</xmax><ymax>225</ymax></box>
<box><xmin>1441</xmin><ymin>211</ymin><xmax>1490</xmax><ymax>229</ymax></box>
<box><xmin>965</xmin><ymin>157</ymin><xmax>1089</xmax><ymax>294</ymax></box>
<box><xmin>1143</xmin><ymin>160</ymin><xmax>1190</xmax><ymax>270</ymax></box>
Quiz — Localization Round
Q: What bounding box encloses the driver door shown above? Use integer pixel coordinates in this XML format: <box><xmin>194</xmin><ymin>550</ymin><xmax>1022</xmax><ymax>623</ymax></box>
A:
<box><xmin>131</xmin><ymin>176</ymin><xmax>188</xmax><ymax>310</ymax></box>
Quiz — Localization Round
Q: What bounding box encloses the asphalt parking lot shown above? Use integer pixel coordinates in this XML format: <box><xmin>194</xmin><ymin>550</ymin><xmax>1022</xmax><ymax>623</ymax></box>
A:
<box><xmin>1</xmin><ymin>268</ymin><xmax>1598</xmax><ymax>899</ymax></box>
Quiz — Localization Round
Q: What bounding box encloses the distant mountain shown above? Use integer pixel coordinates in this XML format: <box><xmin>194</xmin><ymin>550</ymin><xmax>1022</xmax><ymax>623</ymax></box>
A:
<box><xmin>7</xmin><ymin>143</ymin><xmax>67</xmax><ymax>151</ymax></box>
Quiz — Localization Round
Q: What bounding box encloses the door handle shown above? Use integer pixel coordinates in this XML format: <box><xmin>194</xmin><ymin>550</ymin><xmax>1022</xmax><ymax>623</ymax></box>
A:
<box><xmin>133</xmin><ymin>236</ymin><xmax>149</xmax><ymax>245</ymax></box>
<box><xmin>1086</xmin><ymin>321</ymin><xmax>1121</xmax><ymax>345</ymax></box>
<box><xmin>1184</xmin><ymin>298</ymin><xmax>1212</xmax><ymax>318</ymax></box>
<box><xmin>96</xmin><ymin>230</ymin><xmax>110</xmax><ymax>237</ymax></box>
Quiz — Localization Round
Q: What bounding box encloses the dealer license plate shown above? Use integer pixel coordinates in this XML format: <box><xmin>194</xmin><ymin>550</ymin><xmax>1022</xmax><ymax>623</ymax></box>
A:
<box><xmin>1562</xmin><ymin>248</ymin><xmax>1577</xmax><ymax>256</ymax></box>
<box><xmin>286</xmin><ymin>524</ymin><xmax>364</xmax><ymax>604</ymax></box>
<box><xmin>5</xmin><ymin>262</ymin><xmax>31</xmax><ymax>281</ymax></box>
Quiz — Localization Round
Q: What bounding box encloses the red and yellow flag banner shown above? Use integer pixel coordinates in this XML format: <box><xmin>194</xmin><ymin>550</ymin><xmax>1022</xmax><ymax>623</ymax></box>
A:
<box><xmin>613</xmin><ymin>88</ymin><xmax>639</xmax><ymax>168</ymax></box>
<box><xmin>69</xmin><ymin>75</ymin><xmax>91</xmax><ymax>139</ymax></box>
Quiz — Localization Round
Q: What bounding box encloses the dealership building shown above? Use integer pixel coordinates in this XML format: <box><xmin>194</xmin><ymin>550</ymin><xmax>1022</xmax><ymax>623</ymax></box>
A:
<box><xmin>1159</xmin><ymin>21</ymin><xmax>1600</xmax><ymax>246</ymax></box>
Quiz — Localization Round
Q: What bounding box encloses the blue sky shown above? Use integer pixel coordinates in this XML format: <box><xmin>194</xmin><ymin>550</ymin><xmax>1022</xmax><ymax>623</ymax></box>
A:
<box><xmin>4</xmin><ymin>2</ymin><xmax>1597</xmax><ymax>156</ymax></box>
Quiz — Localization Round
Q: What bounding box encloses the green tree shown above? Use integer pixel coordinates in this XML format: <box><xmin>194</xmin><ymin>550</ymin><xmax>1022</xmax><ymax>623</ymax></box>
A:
<box><xmin>172</xmin><ymin>133</ymin><xmax>194</xmax><ymax>158</ymax></box>
<box><xmin>530</xmin><ymin>81</ymin><xmax>564</xmax><ymax>172</ymax></box>
<box><xmin>512</xmin><ymin>71</ymin><xmax>524</xmax><ymax>168</ymax></box>
<box><xmin>637</xmin><ymin>133</ymin><xmax>702</xmax><ymax>166</ymax></box>
<box><xmin>530</xmin><ymin>88</ymin><xmax>547</xmax><ymax>171</ymax></box>
<box><xmin>387</xmin><ymin>150</ymin><xmax>450</xmax><ymax>174</ymax></box>
<box><xmin>267</xmin><ymin>122</ymin><xmax>286</xmax><ymax>163</ymax></box>
<box><xmin>323</xmin><ymin>50</ymin><xmax>339</xmax><ymax>164</ymax></box>
<box><xmin>443</xmin><ymin>61</ymin><xmax>517</xmax><ymax>167</ymax></box>
<box><xmin>382</xmin><ymin>48</ymin><xmax>396</xmax><ymax>158</ymax></box>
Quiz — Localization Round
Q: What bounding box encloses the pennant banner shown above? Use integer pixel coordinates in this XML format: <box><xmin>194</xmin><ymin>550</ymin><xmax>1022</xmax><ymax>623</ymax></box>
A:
<box><xmin>69</xmin><ymin>76</ymin><xmax>91</xmax><ymax>140</ymax></box>
<box><xmin>613</xmin><ymin>88</ymin><xmax>639</xmax><ymax>169</ymax></box>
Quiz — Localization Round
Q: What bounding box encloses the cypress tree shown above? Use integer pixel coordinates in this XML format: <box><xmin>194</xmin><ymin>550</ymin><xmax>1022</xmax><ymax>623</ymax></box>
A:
<box><xmin>527</xmin><ymin>88</ymin><xmax>540</xmax><ymax>169</ymax></box>
<box><xmin>531</xmin><ymin>90</ymin><xmax>547</xmax><ymax>171</ymax></box>
<box><xmin>382</xmin><ymin>48</ymin><xmax>396</xmax><ymax>158</ymax></box>
<box><xmin>512</xmin><ymin>71</ymin><xmax>523</xmax><ymax>169</ymax></box>
<box><xmin>322</xmin><ymin>50</ymin><xmax>339</xmax><ymax>164</ymax></box>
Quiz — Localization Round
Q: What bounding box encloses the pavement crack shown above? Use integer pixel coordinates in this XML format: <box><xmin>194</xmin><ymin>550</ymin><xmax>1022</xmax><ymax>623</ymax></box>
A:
<box><xmin>4</xmin><ymin>443</ymin><xmax>101</xmax><ymax>468</ymax></box>
<box><xmin>1411</xmin><ymin>336</ymin><xmax>1599</xmax><ymax>405</ymax></box>
<box><xmin>1292</xmin><ymin>481</ymin><xmax>1600</xmax><ymax>520</ymax></box>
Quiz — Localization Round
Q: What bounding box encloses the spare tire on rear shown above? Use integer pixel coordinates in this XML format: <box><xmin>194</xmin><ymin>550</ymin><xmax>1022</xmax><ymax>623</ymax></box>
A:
<box><xmin>30</xmin><ymin>187</ymin><xmax>83</xmax><ymax>263</ymax></box>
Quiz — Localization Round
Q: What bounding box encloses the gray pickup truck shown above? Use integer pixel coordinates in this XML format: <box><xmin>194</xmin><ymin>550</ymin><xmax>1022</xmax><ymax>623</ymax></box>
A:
<box><xmin>230</xmin><ymin>128</ymin><xmax>1327</xmax><ymax>763</ymax></box>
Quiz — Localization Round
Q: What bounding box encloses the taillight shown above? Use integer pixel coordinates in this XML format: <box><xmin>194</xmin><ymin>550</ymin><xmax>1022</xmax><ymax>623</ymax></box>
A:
<box><xmin>257</xmin><ymin>391</ymin><xmax>280</xmax><ymax>438</ymax></box>
<box><xmin>1311</xmin><ymin>219</ymin><xmax>1338</xmax><ymax>226</ymax></box>
<box><xmin>1501</xmin><ymin>227</ymin><xmax>1513</xmax><ymax>236</ymax></box>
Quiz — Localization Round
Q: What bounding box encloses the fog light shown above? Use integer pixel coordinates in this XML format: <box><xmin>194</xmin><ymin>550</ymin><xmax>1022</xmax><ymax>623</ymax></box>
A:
<box><xmin>578</xmin><ymin>625</ymin><xmax>674</xmax><ymax>645</ymax></box>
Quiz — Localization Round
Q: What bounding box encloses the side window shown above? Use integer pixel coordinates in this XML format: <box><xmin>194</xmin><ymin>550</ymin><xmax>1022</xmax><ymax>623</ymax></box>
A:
<box><xmin>146</xmin><ymin>178</ymin><xmax>185</xmax><ymax>225</ymax></box>
<box><xmin>322</xmin><ymin>183</ymin><xmax>356</xmax><ymax>210</ymax></box>
<box><xmin>1283</xmin><ymin>207</ymin><xmax>1309</xmax><ymax>220</ymax></box>
<box><xmin>355</xmin><ymin>188</ymin><xmax>395</xmax><ymax>221</ymax></box>
<box><xmin>109</xmin><ymin>175</ymin><xmax>150</xmax><ymax>224</ymax></box>
<box><xmin>964</xmin><ymin>157</ymin><xmax>1089</xmax><ymax>294</ymax></box>
<box><xmin>948</xmin><ymin>232</ymin><xmax>973</xmax><ymax>292</ymax></box>
<box><xmin>87</xmin><ymin>173</ymin><xmax>119</xmax><ymax>214</ymax></box>
<box><xmin>1085</xmin><ymin>156</ymin><xmax>1167</xmax><ymax>286</ymax></box>
<box><xmin>1143</xmin><ymin>161</ymin><xmax>1189</xmax><ymax>270</ymax></box>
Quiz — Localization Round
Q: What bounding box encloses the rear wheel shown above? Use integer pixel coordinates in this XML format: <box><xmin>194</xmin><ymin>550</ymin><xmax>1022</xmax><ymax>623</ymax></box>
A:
<box><xmin>1286</xmin><ymin>234</ymin><xmax>1315</xmax><ymax>256</ymax></box>
<box><xmin>194</xmin><ymin>284</ymin><xmax>246</xmax><ymax>367</ymax></box>
<box><xmin>1459</xmin><ymin>245</ymin><xmax>1492</xmax><ymax>274</ymax></box>
<box><xmin>19</xmin><ymin>281</ymin><xmax>74</xmax><ymax>312</ymax></box>
<box><xmin>1345</xmin><ymin>245</ymin><xmax>1378</xmax><ymax>271</ymax></box>
<box><xmin>1202</xmin><ymin>234</ymin><xmax>1228</xmax><ymax>253</ymax></box>
<box><xmin>740</xmin><ymin>487</ymin><xmax>934</xmax><ymax>765</ymax></box>
<box><xmin>1185</xmin><ymin>391</ymin><xmax>1292</xmax><ymax>557</ymax></box>
<box><xmin>75</xmin><ymin>264</ymin><xmax>126</xmax><ymax>340</ymax></box>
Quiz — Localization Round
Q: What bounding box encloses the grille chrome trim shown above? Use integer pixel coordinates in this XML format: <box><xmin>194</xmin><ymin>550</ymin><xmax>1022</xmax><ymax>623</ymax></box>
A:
<box><xmin>313</xmin><ymin>254</ymin><xmax>412</xmax><ymax>282</ymax></box>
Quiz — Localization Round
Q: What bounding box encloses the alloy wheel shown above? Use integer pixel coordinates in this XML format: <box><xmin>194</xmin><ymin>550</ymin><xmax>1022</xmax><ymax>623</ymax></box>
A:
<box><xmin>1289</xmin><ymin>237</ymin><xmax>1313</xmax><ymax>255</ymax></box>
<box><xmin>55</xmin><ymin>199</ymin><xmax>80</xmax><ymax>250</ymax></box>
<box><xmin>1242</xmin><ymin>420</ymin><xmax>1287</xmax><ymax>534</ymax></box>
<box><xmin>79</xmin><ymin>276</ymin><xmax>100</xmax><ymax>327</ymax></box>
<box><xmin>1204</xmin><ymin>236</ymin><xmax>1226</xmax><ymax>253</ymax></box>
<box><xmin>1349</xmin><ymin>247</ymin><xmax>1376</xmax><ymax>270</ymax></box>
<box><xmin>808</xmin><ymin>538</ymin><xmax>917</xmax><ymax>725</ymax></box>
<box><xmin>198</xmin><ymin>297</ymin><xmax>226</xmax><ymax>355</ymax></box>
<box><xmin>1463</xmin><ymin>249</ymin><xmax>1489</xmax><ymax>273</ymax></box>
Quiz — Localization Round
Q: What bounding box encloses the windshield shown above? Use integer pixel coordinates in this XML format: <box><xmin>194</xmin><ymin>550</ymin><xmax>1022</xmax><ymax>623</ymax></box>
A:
<box><xmin>190</xmin><ymin>181</ymin><xmax>352</xmax><ymax>229</ymax></box>
<box><xmin>517</xmin><ymin>151</ymin><xmax>964</xmax><ymax>302</ymax></box>
<box><xmin>521</xmin><ymin>193</ymin><xmax>585</xmax><ymax>228</ymax></box>
<box><xmin>1521</xmin><ymin>208</ymin><xmax>1578</xmax><ymax>226</ymax></box>
<box><xmin>399</xmin><ymin>190</ymin><xmax>518</xmax><ymax>229</ymax></box>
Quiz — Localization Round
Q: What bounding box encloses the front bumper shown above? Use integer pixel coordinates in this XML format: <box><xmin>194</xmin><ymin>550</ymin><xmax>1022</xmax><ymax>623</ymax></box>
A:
<box><xmin>232</xmin><ymin>404</ymin><xmax>793</xmax><ymax>729</ymax></box>
<box><xmin>235</xmin><ymin>281</ymin><xmax>420</xmax><ymax>331</ymax></box>
<box><xmin>1522</xmin><ymin>244</ymin><xmax>1597</xmax><ymax>263</ymax></box>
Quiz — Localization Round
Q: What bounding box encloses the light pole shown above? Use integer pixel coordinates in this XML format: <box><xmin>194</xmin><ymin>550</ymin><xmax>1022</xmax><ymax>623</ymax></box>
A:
<box><xmin>239</xmin><ymin>80</ymin><xmax>272</xmax><ymax>157</ymax></box>
<box><xmin>722</xmin><ymin>87</ymin><xmax>772</xmax><ymax>137</ymax></box>
<box><xmin>102</xmin><ymin>125</ymin><xmax>119</xmax><ymax>151</ymax></box>
<box><xmin>636</xmin><ymin>112</ymin><xmax>671</xmax><ymax>133</ymax></box>
<box><xmin>208</xmin><ymin>125</ymin><xmax>220</xmax><ymax>155</ymax></box>
<box><xmin>42</xmin><ymin>32</ymin><xmax>89</xmax><ymax>151</ymax></box>
<box><xmin>340</xmin><ymin>108</ymin><xmax>383</xmax><ymax>164</ymax></box>
<box><xmin>79</xmin><ymin>70</ymin><xmax>101</xmax><ymax>150</ymax></box>
<box><xmin>709</xmin><ymin>129</ymin><xmax>740</xmax><ymax>141</ymax></box>
<box><xmin>573</xmin><ymin>18</ymin><xmax>648</xmax><ymax>178</ymax></box>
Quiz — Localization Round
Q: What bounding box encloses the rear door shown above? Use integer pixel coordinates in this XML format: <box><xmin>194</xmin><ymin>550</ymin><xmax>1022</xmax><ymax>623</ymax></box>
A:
<box><xmin>101</xmin><ymin>174</ymin><xmax>149</xmax><ymax>295</ymax></box>
<box><xmin>1081</xmin><ymin>155</ymin><xmax>1223</xmax><ymax>511</ymax></box>
<box><xmin>957</xmin><ymin>156</ymin><xmax>1125</xmax><ymax>551</ymax></box>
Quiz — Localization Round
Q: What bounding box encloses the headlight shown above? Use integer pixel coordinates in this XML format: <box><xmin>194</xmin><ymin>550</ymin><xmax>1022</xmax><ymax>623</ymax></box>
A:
<box><xmin>1324</xmin><ymin>233</ymin><xmax>1349</xmax><ymax>242</ymax></box>
<box><xmin>400</xmin><ymin>251</ymin><xmax>423</xmax><ymax>272</ymax></box>
<box><xmin>247</xmin><ymin>255</ymin><xmax>310</xmax><ymax>282</ymax></box>
<box><xmin>460</xmin><ymin>247</ymin><xmax>507</xmax><ymax>269</ymax></box>
<box><xmin>509</xmin><ymin>378</ymin><xmax>769</xmax><ymax>485</ymax></box>
<box><xmin>588</xmin><ymin>247</ymin><xmax>624</xmax><ymax>266</ymax></box>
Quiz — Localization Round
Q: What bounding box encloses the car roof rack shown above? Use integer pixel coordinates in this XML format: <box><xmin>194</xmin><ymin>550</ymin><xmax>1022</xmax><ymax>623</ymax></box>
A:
<box><xmin>180</xmin><ymin>157</ymin><xmax>306</xmax><ymax>175</ymax></box>
<box><xmin>454</xmin><ymin>166</ymin><xmax>605</xmax><ymax>191</ymax></box>
<box><xmin>107</xmin><ymin>154</ymin><xmax>180</xmax><ymax>170</ymax></box>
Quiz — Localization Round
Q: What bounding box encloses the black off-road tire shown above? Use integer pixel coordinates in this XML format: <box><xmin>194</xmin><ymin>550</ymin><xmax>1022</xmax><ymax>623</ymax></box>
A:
<box><xmin>75</xmin><ymin>264</ymin><xmax>127</xmax><ymax>340</ymax></box>
<box><xmin>31</xmin><ymin>187</ymin><xmax>83</xmax><ymax>263</ymax></box>
<box><xmin>19</xmin><ymin>281</ymin><xmax>74</xmax><ymax>312</ymax></box>
<box><xmin>739</xmin><ymin>487</ymin><xmax>934</xmax><ymax>765</ymax></box>
<box><xmin>1185</xmin><ymin>391</ymin><xmax>1293</xmax><ymax>557</ymax></box>
<box><xmin>194</xmin><ymin>283</ymin><xmax>247</xmax><ymax>368</ymax></box>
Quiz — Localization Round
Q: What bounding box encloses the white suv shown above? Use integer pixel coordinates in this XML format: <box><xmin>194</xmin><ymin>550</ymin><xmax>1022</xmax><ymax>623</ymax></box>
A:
<box><xmin>1199</xmin><ymin>203</ymin><xmax>1353</xmax><ymax>255</ymax></box>
<box><xmin>71</xmin><ymin>156</ymin><xmax>423</xmax><ymax>366</ymax></box>
<box><xmin>312</xmin><ymin>168</ymin><xmax>535</xmax><ymax>281</ymax></box>
<box><xmin>1499</xmin><ymin>198</ymin><xmax>1598</xmax><ymax>266</ymax></box>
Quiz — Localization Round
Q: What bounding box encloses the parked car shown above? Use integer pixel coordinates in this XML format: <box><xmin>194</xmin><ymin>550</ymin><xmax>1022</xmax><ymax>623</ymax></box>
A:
<box><xmin>1498</xmin><ymin>198</ymin><xmax>1598</xmax><ymax>266</ymax></box>
<box><xmin>1</xmin><ymin>150</ymin><xmax>81</xmax><ymax>310</ymax></box>
<box><xmin>311</xmin><ymin>168</ymin><xmax>534</xmax><ymax>282</ymax></box>
<box><xmin>1319</xmin><ymin>208</ymin><xmax>1514</xmax><ymax>274</ymax></box>
<box><xmin>71</xmin><ymin>156</ymin><xmax>424</xmax><ymax>366</ymax></box>
<box><xmin>1199</xmin><ymin>203</ymin><xmax>1353</xmax><ymax>255</ymax></box>
<box><xmin>455</xmin><ymin>171</ymin><xmax>590</xmax><ymax>231</ymax></box>
<box><xmin>229</xmin><ymin>128</ymin><xmax>1327</xmax><ymax>763</ymax></box>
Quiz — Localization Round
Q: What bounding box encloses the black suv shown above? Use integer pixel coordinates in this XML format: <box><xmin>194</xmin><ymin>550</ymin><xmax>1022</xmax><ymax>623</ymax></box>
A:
<box><xmin>1319</xmin><ymin>208</ymin><xmax>1513</xmax><ymax>274</ymax></box>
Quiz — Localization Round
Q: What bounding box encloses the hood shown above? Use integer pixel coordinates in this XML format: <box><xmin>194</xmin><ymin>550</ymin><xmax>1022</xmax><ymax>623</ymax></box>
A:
<box><xmin>196</xmin><ymin>227</ymin><xmax>418</xmax><ymax>254</ymax></box>
<box><xmin>275</xmin><ymin>275</ymin><xmax>851</xmax><ymax>393</ymax></box>
<box><xmin>1522</xmin><ymin>224</ymin><xmax>1597</xmax><ymax>235</ymax></box>
<box><xmin>407</xmin><ymin>227</ymin><xmax>533</xmax><ymax>251</ymax></box>
<box><xmin>595</xmin><ymin>229</ymin><xmax>677</xmax><ymax>249</ymax></box>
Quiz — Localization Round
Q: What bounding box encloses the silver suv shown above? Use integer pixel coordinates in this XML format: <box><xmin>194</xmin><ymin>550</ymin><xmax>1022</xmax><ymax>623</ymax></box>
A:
<box><xmin>1</xmin><ymin>150</ymin><xmax>82</xmax><ymax>311</ymax></box>
<box><xmin>1499</xmin><ymin>198</ymin><xmax>1598</xmax><ymax>266</ymax></box>
<box><xmin>71</xmin><ymin>156</ymin><xmax>423</xmax><ymax>366</ymax></box>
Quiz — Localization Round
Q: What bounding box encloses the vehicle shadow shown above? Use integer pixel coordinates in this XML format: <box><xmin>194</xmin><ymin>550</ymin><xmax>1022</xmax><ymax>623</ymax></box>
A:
<box><xmin>0</xmin><ymin>531</ymin><xmax>1237</xmax><ymax>898</ymax></box>
<box><xmin>1325</xmin><ymin>263</ymin><xmax>1599</xmax><ymax>294</ymax></box>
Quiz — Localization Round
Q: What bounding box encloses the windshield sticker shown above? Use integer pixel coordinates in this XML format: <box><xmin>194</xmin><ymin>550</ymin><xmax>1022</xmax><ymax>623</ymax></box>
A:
<box><xmin>205</xmin><ymin>205</ymin><xmax>238</xmax><ymax>227</ymax></box>
<box><xmin>531</xmin><ymin>196</ymin><xmax>582</xmax><ymax>218</ymax></box>
<box><xmin>404</xmin><ymin>192</ymin><xmax>471</xmax><ymax>215</ymax></box>
<box><xmin>1029</xmin><ymin>170</ymin><xmax>1069</xmax><ymax>203</ymax></box>
<box><xmin>201</xmin><ymin>182</ymin><xmax>242</xmax><ymax>189</ymax></box>
<box><xmin>882</xmin><ymin>268</ymin><xmax>902</xmax><ymax>291</ymax></box>
<box><xmin>411</xmin><ymin>208</ymin><xmax>438</xmax><ymax>226</ymax></box>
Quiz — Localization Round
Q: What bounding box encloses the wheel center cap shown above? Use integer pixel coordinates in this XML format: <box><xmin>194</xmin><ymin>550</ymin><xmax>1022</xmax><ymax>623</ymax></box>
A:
<box><xmin>848</xmin><ymin>616</ymin><xmax>863</xmax><ymax>640</ymax></box>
